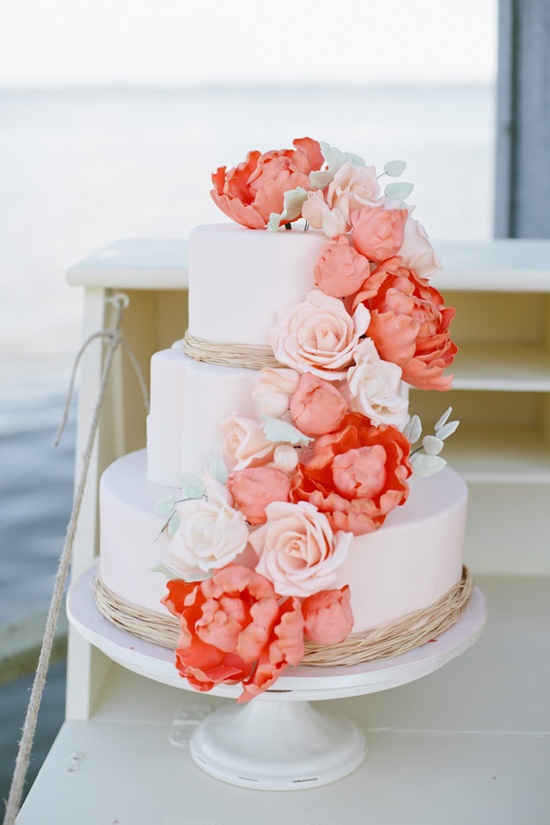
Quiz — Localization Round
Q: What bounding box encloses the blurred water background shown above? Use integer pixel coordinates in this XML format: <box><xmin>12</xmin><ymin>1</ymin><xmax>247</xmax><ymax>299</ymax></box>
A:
<box><xmin>0</xmin><ymin>84</ymin><xmax>495</xmax><ymax>801</ymax></box>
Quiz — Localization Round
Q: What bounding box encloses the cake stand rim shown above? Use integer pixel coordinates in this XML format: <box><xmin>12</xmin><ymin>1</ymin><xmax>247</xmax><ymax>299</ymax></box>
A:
<box><xmin>67</xmin><ymin>560</ymin><xmax>487</xmax><ymax>701</ymax></box>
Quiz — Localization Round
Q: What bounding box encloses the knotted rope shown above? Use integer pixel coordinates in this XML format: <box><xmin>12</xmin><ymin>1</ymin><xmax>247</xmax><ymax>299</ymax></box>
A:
<box><xmin>3</xmin><ymin>293</ymin><xmax>148</xmax><ymax>825</ymax></box>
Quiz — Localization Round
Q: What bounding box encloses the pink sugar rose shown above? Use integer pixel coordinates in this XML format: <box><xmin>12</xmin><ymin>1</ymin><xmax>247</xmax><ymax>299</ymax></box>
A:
<box><xmin>398</xmin><ymin>216</ymin><xmax>442</xmax><ymax>278</ymax></box>
<box><xmin>301</xmin><ymin>190</ymin><xmax>348</xmax><ymax>238</ymax></box>
<box><xmin>353</xmin><ymin>258</ymin><xmax>457</xmax><ymax>391</ymax></box>
<box><xmin>211</xmin><ymin>138</ymin><xmax>324</xmax><ymax>229</ymax></box>
<box><xmin>161</xmin><ymin>566</ymin><xmax>304</xmax><ymax>702</ymax></box>
<box><xmin>220</xmin><ymin>415</ymin><xmax>276</xmax><ymax>471</ymax></box>
<box><xmin>289</xmin><ymin>372</ymin><xmax>348</xmax><ymax>437</ymax></box>
<box><xmin>252</xmin><ymin>367</ymin><xmax>300</xmax><ymax>418</ymax></box>
<box><xmin>228</xmin><ymin>466</ymin><xmax>291</xmax><ymax>525</ymax></box>
<box><xmin>314</xmin><ymin>236</ymin><xmax>372</xmax><ymax>298</ymax></box>
<box><xmin>269</xmin><ymin>289</ymin><xmax>370</xmax><ymax>381</ymax></box>
<box><xmin>302</xmin><ymin>586</ymin><xmax>354</xmax><ymax>645</ymax></box>
<box><xmin>251</xmin><ymin>500</ymin><xmax>352</xmax><ymax>598</ymax></box>
<box><xmin>302</xmin><ymin>162</ymin><xmax>381</xmax><ymax>237</ymax></box>
<box><xmin>346</xmin><ymin>338</ymin><xmax>409</xmax><ymax>429</ymax></box>
<box><xmin>351</xmin><ymin>205</ymin><xmax>408</xmax><ymax>262</ymax></box>
<box><xmin>326</xmin><ymin>162</ymin><xmax>381</xmax><ymax>224</ymax></box>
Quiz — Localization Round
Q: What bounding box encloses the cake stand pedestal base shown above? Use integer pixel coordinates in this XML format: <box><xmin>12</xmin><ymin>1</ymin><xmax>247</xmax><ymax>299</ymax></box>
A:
<box><xmin>190</xmin><ymin>698</ymin><xmax>366</xmax><ymax>790</ymax></box>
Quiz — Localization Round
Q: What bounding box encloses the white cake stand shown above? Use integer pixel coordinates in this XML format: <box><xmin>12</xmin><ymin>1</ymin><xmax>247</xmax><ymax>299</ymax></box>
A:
<box><xmin>67</xmin><ymin>562</ymin><xmax>487</xmax><ymax>791</ymax></box>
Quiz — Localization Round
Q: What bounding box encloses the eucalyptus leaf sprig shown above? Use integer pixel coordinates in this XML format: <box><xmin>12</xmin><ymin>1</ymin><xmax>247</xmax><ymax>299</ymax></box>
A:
<box><xmin>153</xmin><ymin>456</ymin><xmax>229</xmax><ymax>539</ymax></box>
<box><xmin>403</xmin><ymin>407</ymin><xmax>460</xmax><ymax>478</ymax></box>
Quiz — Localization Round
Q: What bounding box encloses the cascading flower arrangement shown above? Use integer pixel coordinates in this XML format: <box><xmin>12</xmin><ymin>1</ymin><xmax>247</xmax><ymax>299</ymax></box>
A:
<box><xmin>157</xmin><ymin>137</ymin><xmax>459</xmax><ymax>702</ymax></box>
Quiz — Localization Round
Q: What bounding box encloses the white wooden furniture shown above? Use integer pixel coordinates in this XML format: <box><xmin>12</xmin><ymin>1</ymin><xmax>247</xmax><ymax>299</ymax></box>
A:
<box><xmin>17</xmin><ymin>239</ymin><xmax>550</xmax><ymax>823</ymax></box>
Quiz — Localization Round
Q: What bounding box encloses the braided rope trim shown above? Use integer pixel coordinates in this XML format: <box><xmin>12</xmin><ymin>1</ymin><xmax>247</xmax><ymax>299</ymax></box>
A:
<box><xmin>94</xmin><ymin>566</ymin><xmax>473</xmax><ymax>667</ymax></box>
<box><xmin>182</xmin><ymin>329</ymin><xmax>283</xmax><ymax>370</ymax></box>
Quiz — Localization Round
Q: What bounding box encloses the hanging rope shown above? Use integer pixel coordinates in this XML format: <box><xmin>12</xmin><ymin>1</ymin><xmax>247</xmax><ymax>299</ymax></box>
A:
<box><xmin>3</xmin><ymin>292</ymin><xmax>148</xmax><ymax>825</ymax></box>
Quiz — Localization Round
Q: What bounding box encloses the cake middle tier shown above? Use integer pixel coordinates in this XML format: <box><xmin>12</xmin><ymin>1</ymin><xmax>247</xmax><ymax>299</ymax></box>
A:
<box><xmin>147</xmin><ymin>348</ymin><xmax>261</xmax><ymax>485</ymax></box>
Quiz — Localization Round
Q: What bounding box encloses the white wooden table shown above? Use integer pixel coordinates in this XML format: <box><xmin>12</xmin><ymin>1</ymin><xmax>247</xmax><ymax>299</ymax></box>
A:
<box><xmin>16</xmin><ymin>238</ymin><xmax>550</xmax><ymax>823</ymax></box>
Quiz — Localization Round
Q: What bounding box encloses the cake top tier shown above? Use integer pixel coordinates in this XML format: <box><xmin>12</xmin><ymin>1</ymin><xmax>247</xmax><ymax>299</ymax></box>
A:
<box><xmin>188</xmin><ymin>223</ymin><xmax>328</xmax><ymax>347</ymax></box>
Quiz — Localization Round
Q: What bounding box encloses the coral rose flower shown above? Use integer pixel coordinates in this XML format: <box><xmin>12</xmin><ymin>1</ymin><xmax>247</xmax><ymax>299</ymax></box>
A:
<box><xmin>302</xmin><ymin>586</ymin><xmax>354</xmax><ymax>644</ymax></box>
<box><xmin>289</xmin><ymin>372</ymin><xmax>348</xmax><ymax>437</ymax></box>
<box><xmin>351</xmin><ymin>204</ymin><xmax>408</xmax><ymax>262</ymax></box>
<box><xmin>228</xmin><ymin>466</ymin><xmax>291</xmax><ymax>525</ymax></box>
<box><xmin>290</xmin><ymin>412</ymin><xmax>412</xmax><ymax>535</ymax></box>
<box><xmin>314</xmin><ymin>235</ymin><xmax>372</xmax><ymax>298</ymax></box>
<box><xmin>352</xmin><ymin>258</ymin><xmax>457</xmax><ymax>391</ymax></box>
<box><xmin>211</xmin><ymin>137</ymin><xmax>324</xmax><ymax>229</ymax></box>
<box><xmin>161</xmin><ymin>566</ymin><xmax>304</xmax><ymax>702</ymax></box>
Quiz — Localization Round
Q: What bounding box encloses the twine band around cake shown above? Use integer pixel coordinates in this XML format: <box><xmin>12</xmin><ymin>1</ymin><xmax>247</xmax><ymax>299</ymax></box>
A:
<box><xmin>183</xmin><ymin>329</ymin><xmax>283</xmax><ymax>370</ymax></box>
<box><xmin>94</xmin><ymin>566</ymin><xmax>473</xmax><ymax>668</ymax></box>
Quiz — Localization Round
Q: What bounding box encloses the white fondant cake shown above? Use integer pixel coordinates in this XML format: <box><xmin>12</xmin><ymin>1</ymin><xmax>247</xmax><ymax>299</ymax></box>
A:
<box><xmin>96</xmin><ymin>138</ymin><xmax>466</xmax><ymax>701</ymax></box>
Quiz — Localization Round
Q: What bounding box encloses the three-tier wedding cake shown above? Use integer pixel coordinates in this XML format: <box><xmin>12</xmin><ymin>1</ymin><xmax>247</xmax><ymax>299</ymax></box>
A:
<box><xmin>96</xmin><ymin>137</ymin><xmax>470</xmax><ymax>702</ymax></box>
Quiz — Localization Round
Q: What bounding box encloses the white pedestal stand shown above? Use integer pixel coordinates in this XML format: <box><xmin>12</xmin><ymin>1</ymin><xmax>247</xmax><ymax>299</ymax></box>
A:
<box><xmin>67</xmin><ymin>563</ymin><xmax>487</xmax><ymax>791</ymax></box>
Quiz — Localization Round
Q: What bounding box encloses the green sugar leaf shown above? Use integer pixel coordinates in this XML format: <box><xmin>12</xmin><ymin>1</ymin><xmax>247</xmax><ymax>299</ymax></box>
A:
<box><xmin>262</xmin><ymin>416</ymin><xmax>313</xmax><ymax>446</ymax></box>
<box><xmin>384</xmin><ymin>181</ymin><xmax>414</xmax><ymax>201</ymax></box>
<box><xmin>178</xmin><ymin>474</ymin><xmax>205</xmax><ymax>499</ymax></box>
<box><xmin>153</xmin><ymin>494</ymin><xmax>176</xmax><ymax>516</ymax></box>
<box><xmin>209</xmin><ymin>456</ymin><xmax>229</xmax><ymax>485</ymax></box>
<box><xmin>411</xmin><ymin>453</ymin><xmax>447</xmax><ymax>478</ymax></box>
<box><xmin>167</xmin><ymin>511</ymin><xmax>181</xmax><ymax>536</ymax></box>
<box><xmin>384</xmin><ymin>160</ymin><xmax>407</xmax><ymax>177</ymax></box>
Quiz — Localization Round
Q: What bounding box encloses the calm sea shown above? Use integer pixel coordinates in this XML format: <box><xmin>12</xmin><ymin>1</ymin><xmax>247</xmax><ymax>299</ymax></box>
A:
<box><xmin>0</xmin><ymin>85</ymin><xmax>495</xmax><ymax>800</ymax></box>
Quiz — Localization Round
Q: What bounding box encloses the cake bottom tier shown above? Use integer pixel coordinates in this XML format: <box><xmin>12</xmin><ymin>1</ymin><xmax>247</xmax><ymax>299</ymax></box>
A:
<box><xmin>99</xmin><ymin>451</ymin><xmax>467</xmax><ymax>635</ymax></box>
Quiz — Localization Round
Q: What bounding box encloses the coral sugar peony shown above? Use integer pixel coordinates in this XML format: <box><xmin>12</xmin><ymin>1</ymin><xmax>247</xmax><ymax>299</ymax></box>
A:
<box><xmin>290</xmin><ymin>412</ymin><xmax>412</xmax><ymax>535</ymax></box>
<box><xmin>353</xmin><ymin>258</ymin><xmax>457</xmax><ymax>391</ymax></box>
<box><xmin>211</xmin><ymin>138</ymin><xmax>324</xmax><ymax>229</ymax></box>
<box><xmin>162</xmin><ymin>566</ymin><xmax>304</xmax><ymax>702</ymax></box>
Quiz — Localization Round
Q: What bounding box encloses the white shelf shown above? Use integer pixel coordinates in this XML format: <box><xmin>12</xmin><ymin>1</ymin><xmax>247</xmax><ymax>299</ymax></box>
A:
<box><xmin>441</xmin><ymin>423</ymin><xmax>550</xmax><ymax>484</ymax></box>
<box><xmin>453</xmin><ymin>343</ymin><xmax>550</xmax><ymax>391</ymax></box>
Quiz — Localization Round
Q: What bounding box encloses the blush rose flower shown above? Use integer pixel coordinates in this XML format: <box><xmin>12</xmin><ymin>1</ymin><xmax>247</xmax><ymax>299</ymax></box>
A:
<box><xmin>228</xmin><ymin>466</ymin><xmax>291</xmax><ymax>525</ymax></box>
<box><xmin>302</xmin><ymin>586</ymin><xmax>354</xmax><ymax>644</ymax></box>
<box><xmin>250</xmin><ymin>500</ymin><xmax>353</xmax><ymax>598</ymax></box>
<box><xmin>252</xmin><ymin>367</ymin><xmax>300</xmax><ymax>418</ymax></box>
<box><xmin>314</xmin><ymin>236</ymin><xmax>372</xmax><ymax>298</ymax></box>
<box><xmin>300</xmin><ymin>190</ymin><xmax>348</xmax><ymax>238</ymax></box>
<box><xmin>353</xmin><ymin>258</ymin><xmax>457</xmax><ymax>391</ymax></box>
<box><xmin>303</xmin><ymin>162</ymin><xmax>382</xmax><ymax>236</ymax></box>
<box><xmin>345</xmin><ymin>338</ymin><xmax>409</xmax><ymax>429</ymax></box>
<box><xmin>351</xmin><ymin>204</ymin><xmax>408</xmax><ymax>262</ymax></box>
<box><xmin>290</xmin><ymin>412</ymin><xmax>412</xmax><ymax>535</ymax></box>
<box><xmin>398</xmin><ymin>216</ymin><xmax>442</xmax><ymax>278</ymax></box>
<box><xmin>168</xmin><ymin>477</ymin><xmax>249</xmax><ymax>578</ymax></box>
<box><xmin>161</xmin><ymin>566</ymin><xmax>304</xmax><ymax>702</ymax></box>
<box><xmin>289</xmin><ymin>372</ymin><xmax>348</xmax><ymax>437</ymax></box>
<box><xmin>269</xmin><ymin>289</ymin><xmax>370</xmax><ymax>381</ymax></box>
<box><xmin>220</xmin><ymin>415</ymin><xmax>276</xmax><ymax>471</ymax></box>
<box><xmin>210</xmin><ymin>137</ymin><xmax>324</xmax><ymax>229</ymax></box>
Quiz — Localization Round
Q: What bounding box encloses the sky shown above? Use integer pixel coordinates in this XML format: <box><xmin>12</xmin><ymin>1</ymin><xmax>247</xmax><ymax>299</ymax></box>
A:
<box><xmin>0</xmin><ymin>0</ymin><xmax>497</xmax><ymax>87</ymax></box>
